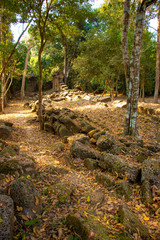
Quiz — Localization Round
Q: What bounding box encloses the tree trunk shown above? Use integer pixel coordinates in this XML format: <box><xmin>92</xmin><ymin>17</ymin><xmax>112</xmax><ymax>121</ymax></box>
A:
<box><xmin>64</xmin><ymin>44</ymin><xmax>68</xmax><ymax>85</ymax></box>
<box><xmin>121</xmin><ymin>0</ymin><xmax>130</xmax><ymax>94</ymax></box>
<box><xmin>38</xmin><ymin>45</ymin><xmax>44</xmax><ymax>130</ymax></box>
<box><xmin>21</xmin><ymin>41</ymin><xmax>32</xmax><ymax>100</ymax></box>
<box><xmin>110</xmin><ymin>77</ymin><xmax>114</xmax><ymax>102</ymax></box>
<box><xmin>125</xmin><ymin>3</ymin><xmax>146</xmax><ymax>136</ymax></box>
<box><xmin>154</xmin><ymin>10</ymin><xmax>160</xmax><ymax>103</ymax></box>
<box><xmin>122</xmin><ymin>0</ymin><xmax>157</xmax><ymax>137</ymax></box>
<box><xmin>0</xmin><ymin>8</ymin><xmax>5</xmax><ymax>113</ymax></box>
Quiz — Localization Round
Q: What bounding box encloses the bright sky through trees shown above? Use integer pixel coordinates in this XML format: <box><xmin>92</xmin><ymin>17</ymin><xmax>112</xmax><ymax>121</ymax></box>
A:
<box><xmin>11</xmin><ymin>0</ymin><xmax>105</xmax><ymax>42</ymax></box>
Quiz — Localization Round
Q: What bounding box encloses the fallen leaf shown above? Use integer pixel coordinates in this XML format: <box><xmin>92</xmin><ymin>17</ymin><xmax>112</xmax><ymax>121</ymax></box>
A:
<box><xmin>35</xmin><ymin>196</ymin><xmax>39</xmax><ymax>206</ymax></box>
<box><xmin>87</xmin><ymin>195</ymin><xmax>91</xmax><ymax>203</ymax></box>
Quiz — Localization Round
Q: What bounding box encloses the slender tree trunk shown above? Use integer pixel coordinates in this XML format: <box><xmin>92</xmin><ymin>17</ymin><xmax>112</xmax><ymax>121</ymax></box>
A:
<box><xmin>121</xmin><ymin>0</ymin><xmax>130</xmax><ymax>94</ymax></box>
<box><xmin>154</xmin><ymin>10</ymin><xmax>160</xmax><ymax>103</ymax></box>
<box><xmin>64</xmin><ymin>44</ymin><xmax>68</xmax><ymax>85</ymax></box>
<box><xmin>126</xmin><ymin>3</ymin><xmax>146</xmax><ymax>136</ymax></box>
<box><xmin>110</xmin><ymin>78</ymin><xmax>114</xmax><ymax>101</ymax></box>
<box><xmin>0</xmin><ymin>18</ymin><xmax>32</xmax><ymax>82</ymax></box>
<box><xmin>115</xmin><ymin>74</ymin><xmax>119</xmax><ymax>97</ymax></box>
<box><xmin>38</xmin><ymin>45</ymin><xmax>44</xmax><ymax>130</ymax></box>
<box><xmin>122</xmin><ymin>0</ymin><xmax>157</xmax><ymax>137</ymax></box>
<box><xmin>0</xmin><ymin>9</ymin><xmax>5</xmax><ymax>113</ymax></box>
<box><xmin>21</xmin><ymin>42</ymin><xmax>32</xmax><ymax>100</ymax></box>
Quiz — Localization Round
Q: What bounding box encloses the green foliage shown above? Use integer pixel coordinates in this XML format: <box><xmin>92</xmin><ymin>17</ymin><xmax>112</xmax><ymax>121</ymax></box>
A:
<box><xmin>25</xmin><ymin>218</ymin><xmax>39</xmax><ymax>226</ymax></box>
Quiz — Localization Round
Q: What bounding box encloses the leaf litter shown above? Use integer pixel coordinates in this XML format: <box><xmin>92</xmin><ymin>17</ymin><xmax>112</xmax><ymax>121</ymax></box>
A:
<box><xmin>0</xmin><ymin>98</ymin><xmax>159</xmax><ymax>240</ymax></box>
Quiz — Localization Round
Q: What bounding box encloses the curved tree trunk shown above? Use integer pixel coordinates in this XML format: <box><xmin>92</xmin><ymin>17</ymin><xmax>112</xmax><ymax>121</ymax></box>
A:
<box><xmin>154</xmin><ymin>10</ymin><xmax>160</xmax><ymax>103</ymax></box>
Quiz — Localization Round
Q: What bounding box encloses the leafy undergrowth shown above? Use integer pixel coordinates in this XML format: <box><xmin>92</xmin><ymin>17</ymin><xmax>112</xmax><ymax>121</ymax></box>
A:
<box><xmin>0</xmin><ymin>98</ymin><xmax>160</xmax><ymax>240</ymax></box>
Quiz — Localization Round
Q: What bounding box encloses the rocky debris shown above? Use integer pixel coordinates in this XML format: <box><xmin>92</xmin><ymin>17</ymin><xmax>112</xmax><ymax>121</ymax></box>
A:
<box><xmin>54</xmin><ymin>183</ymin><xmax>75</xmax><ymax>204</ymax></box>
<box><xmin>96</xmin><ymin>172</ymin><xmax>115</xmax><ymax>187</ymax></box>
<box><xmin>1</xmin><ymin>156</ymin><xmax>35</xmax><ymax>176</ymax></box>
<box><xmin>99</xmin><ymin>153</ymin><xmax>140</xmax><ymax>182</ymax></box>
<box><xmin>116</xmin><ymin>181</ymin><xmax>131</xmax><ymax>201</ymax></box>
<box><xmin>87</xmin><ymin>190</ymin><xmax>105</xmax><ymax>205</ymax></box>
<box><xmin>51</xmin><ymin>142</ymin><xmax>65</xmax><ymax>152</ymax></box>
<box><xmin>88</xmin><ymin>129</ymin><xmax>100</xmax><ymax>138</ymax></box>
<box><xmin>79</xmin><ymin>119</ymin><xmax>95</xmax><ymax>133</ymax></box>
<box><xmin>44</xmin><ymin>122</ymin><xmax>54</xmax><ymax>133</ymax></box>
<box><xmin>0</xmin><ymin>123</ymin><xmax>12</xmax><ymax>139</ymax></box>
<box><xmin>67</xmin><ymin>134</ymin><xmax>89</xmax><ymax>146</ymax></box>
<box><xmin>10</xmin><ymin>179</ymin><xmax>42</xmax><ymax>219</ymax></box>
<box><xmin>70</xmin><ymin>141</ymin><xmax>101</xmax><ymax>160</ymax></box>
<box><xmin>118</xmin><ymin>205</ymin><xmax>150</xmax><ymax>239</ymax></box>
<box><xmin>18</xmin><ymin>155</ymin><xmax>35</xmax><ymax>175</ymax></box>
<box><xmin>58</xmin><ymin>115</ymin><xmax>80</xmax><ymax>133</ymax></box>
<box><xmin>96</xmin><ymin>133</ymin><xmax>116</xmax><ymax>151</ymax></box>
<box><xmin>92</xmin><ymin>130</ymin><xmax>106</xmax><ymax>141</ymax></box>
<box><xmin>97</xmin><ymin>96</ymin><xmax>111</xmax><ymax>103</ymax></box>
<box><xmin>84</xmin><ymin>158</ymin><xmax>98</xmax><ymax>170</ymax></box>
<box><xmin>141</xmin><ymin>158</ymin><xmax>160</xmax><ymax>204</ymax></box>
<box><xmin>0</xmin><ymin>195</ymin><xmax>14</xmax><ymax>240</ymax></box>
<box><xmin>66</xmin><ymin>211</ymin><xmax>111</xmax><ymax>240</ymax></box>
<box><xmin>0</xmin><ymin>142</ymin><xmax>19</xmax><ymax>157</ymax></box>
<box><xmin>0</xmin><ymin>141</ymin><xmax>35</xmax><ymax>176</ymax></box>
<box><xmin>53</xmin><ymin>121</ymin><xmax>72</xmax><ymax>137</ymax></box>
<box><xmin>0</xmin><ymin>158</ymin><xmax>19</xmax><ymax>174</ymax></box>
<box><xmin>145</xmin><ymin>143</ymin><xmax>160</xmax><ymax>153</ymax></box>
<box><xmin>41</xmin><ymin>106</ymin><xmax>96</xmax><ymax>138</ymax></box>
<box><xmin>138</xmin><ymin>106</ymin><xmax>160</xmax><ymax>115</ymax></box>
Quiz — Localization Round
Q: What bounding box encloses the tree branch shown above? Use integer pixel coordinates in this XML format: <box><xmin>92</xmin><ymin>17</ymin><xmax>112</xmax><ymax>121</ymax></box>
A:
<box><xmin>0</xmin><ymin>17</ymin><xmax>33</xmax><ymax>81</ymax></box>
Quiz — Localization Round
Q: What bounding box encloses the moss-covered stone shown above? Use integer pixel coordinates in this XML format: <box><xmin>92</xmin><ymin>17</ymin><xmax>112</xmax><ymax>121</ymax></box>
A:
<box><xmin>0</xmin><ymin>145</ymin><xmax>19</xmax><ymax>157</ymax></box>
<box><xmin>84</xmin><ymin>158</ymin><xmax>98</xmax><ymax>170</ymax></box>
<box><xmin>51</xmin><ymin>142</ymin><xmax>65</xmax><ymax>152</ymax></box>
<box><xmin>66</xmin><ymin>211</ymin><xmax>111</xmax><ymax>240</ymax></box>
<box><xmin>0</xmin><ymin>159</ymin><xmax>19</xmax><ymax>174</ymax></box>
<box><xmin>0</xmin><ymin>195</ymin><xmax>14</xmax><ymax>240</ymax></box>
<box><xmin>116</xmin><ymin>181</ymin><xmax>131</xmax><ymax>201</ymax></box>
<box><xmin>96</xmin><ymin>172</ymin><xmax>115</xmax><ymax>187</ymax></box>
<box><xmin>70</xmin><ymin>141</ymin><xmax>101</xmax><ymax>160</ymax></box>
<box><xmin>118</xmin><ymin>205</ymin><xmax>150</xmax><ymax>239</ymax></box>
<box><xmin>54</xmin><ymin>183</ymin><xmax>74</xmax><ymax>204</ymax></box>
<box><xmin>141</xmin><ymin>159</ymin><xmax>160</xmax><ymax>204</ymax></box>
<box><xmin>67</xmin><ymin>134</ymin><xmax>89</xmax><ymax>146</ymax></box>
<box><xmin>99</xmin><ymin>154</ymin><xmax>140</xmax><ymax>182</ymax></box>
<box><xmin>10</xmin><ymin>179</ymin><xmax>42</xmax><ymax>219</ymax></box>
<box><xmin>44</xmin><ymin>122</ymin><xmax>54</xmax><ymax>133</ymax></box>
<box><xmin>96</xmin><ymin>134</ymin><xmax>115</xmax><ymax>151</ymax></box>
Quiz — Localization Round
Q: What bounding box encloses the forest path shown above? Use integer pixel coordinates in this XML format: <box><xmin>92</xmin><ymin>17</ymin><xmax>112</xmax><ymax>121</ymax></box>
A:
<box><xmin>0</xmin><ymin>99</ymin><xmax>117</xmax><ymax>239</ymax></box>
<box><xmin>0</xmin><ymin>99</ymin><xmax>159</xmax><ymax>239</ymax></box>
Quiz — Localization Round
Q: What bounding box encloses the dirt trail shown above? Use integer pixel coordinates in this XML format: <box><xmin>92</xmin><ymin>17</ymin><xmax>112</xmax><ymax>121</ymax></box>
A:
<box><xmin>0</xmin><ymin>100</ymin><xmax>160</xmax><ymax>240</ymax></box>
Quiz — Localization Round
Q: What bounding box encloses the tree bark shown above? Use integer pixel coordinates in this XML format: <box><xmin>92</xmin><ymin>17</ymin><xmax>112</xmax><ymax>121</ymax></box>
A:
<box><xmin>0</xmin><ymin>7</ymin><xmax>5</xmax><ymax>113</ymax></box>
<box><xmin>121</xmin><ymin>0</ymin><xmax>130</xmax><ymax>94</ymax></box>
<box><xmin>64</xmin><ymin>44</ymin><xmax>68</xmax><ymax>85</ymax></box>
<box><xmin>38</xmin><ymin>44</ymin><xmax>44</xmax><ymax>130</ymax></box>
<box><xmin>125</xmin><ymin>3</ymin><xmax>146</xmax><ymax>136</ymax></box>
<box><xmin>21</xmin><ymin>41</ymin><xmax>32</xmax><ymax>100</ymax></box>
<box><xmin>154</xmin><ymin>10</ymin><xmax>160</xmax><ymax>103</ymax></box>
<box><xmin>122</xmin><ymin>0</ymin><xmax>157</xmax><ymax>137</ymax></box>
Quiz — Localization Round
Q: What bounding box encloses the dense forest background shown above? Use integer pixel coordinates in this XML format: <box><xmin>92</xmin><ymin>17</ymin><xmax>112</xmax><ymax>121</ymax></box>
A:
<box><xmin>0</xmin><ymin>0</ymin><xmax>158</xmax><ymax>97</ymax></box>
